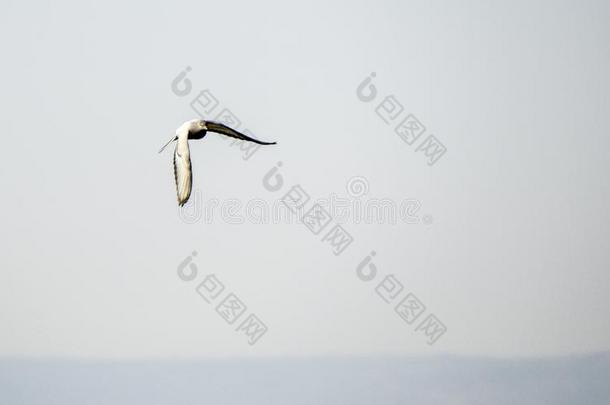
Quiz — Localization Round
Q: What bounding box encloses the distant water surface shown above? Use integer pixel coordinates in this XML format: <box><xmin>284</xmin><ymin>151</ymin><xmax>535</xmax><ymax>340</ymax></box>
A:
<box><xmin>1</xmin><ymin>354</ymin><xmax>609</xmax><ymax>404</ymax></box>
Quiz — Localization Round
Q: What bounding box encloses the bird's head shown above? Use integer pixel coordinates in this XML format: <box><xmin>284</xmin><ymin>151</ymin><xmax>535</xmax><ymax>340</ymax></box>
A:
<box><xmin>190</xmin><ymin>119</ymin><xmax>207</xmax><ymax>133</ymax></box>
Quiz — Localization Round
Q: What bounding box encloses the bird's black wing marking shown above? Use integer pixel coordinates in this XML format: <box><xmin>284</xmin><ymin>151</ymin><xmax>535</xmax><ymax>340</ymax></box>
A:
<box><xmin>205</xmin><ymin>121</ymin><xmax>276</xmax><ymax>145</ymax></box>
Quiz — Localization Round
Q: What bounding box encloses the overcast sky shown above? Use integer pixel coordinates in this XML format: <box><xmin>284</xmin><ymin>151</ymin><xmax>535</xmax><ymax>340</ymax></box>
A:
<box><xmin>0</xmin><ymin>0</ymin><xmax>609</xmax><ymax>360</ymax></box>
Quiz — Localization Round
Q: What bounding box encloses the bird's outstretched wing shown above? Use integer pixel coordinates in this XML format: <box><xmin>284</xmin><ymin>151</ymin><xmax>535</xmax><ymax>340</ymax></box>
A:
<box><xmin>206</xmin><ymin>121</ymin><xmax>276</xmax><ymax>145</ymax></box>
<box><xmin>173</xmin><ymin>144</ymin><xmax>192</xmax><ymax>206</ymax></box>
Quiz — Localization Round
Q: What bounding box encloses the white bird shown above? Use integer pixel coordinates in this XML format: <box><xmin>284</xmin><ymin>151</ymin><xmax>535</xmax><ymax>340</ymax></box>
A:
<box><xmin>159</xmin><ymin>119</ymin><xmax>276</xmax><ymax>206</ymax></box>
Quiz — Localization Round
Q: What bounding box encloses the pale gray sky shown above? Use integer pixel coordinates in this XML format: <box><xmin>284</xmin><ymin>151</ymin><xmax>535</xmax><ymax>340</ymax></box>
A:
<box><xmin>0</xmin><ymin>0</ymin><xmax>609</xmax><ymax>359</ymax></box>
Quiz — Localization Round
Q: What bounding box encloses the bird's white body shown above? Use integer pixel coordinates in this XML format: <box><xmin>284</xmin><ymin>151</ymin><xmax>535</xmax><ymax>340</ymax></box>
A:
<box><xmin>173</xmin><ymin>122</ymin><xmax>195</xmax><ymax>206</ymax></box>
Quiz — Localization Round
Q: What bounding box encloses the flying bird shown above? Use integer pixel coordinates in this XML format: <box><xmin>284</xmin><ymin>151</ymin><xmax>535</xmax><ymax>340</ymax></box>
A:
<box><xmin>159</xmin><ymin>119</ymin><xmax>276</xmax><ymax>206</ymax></box>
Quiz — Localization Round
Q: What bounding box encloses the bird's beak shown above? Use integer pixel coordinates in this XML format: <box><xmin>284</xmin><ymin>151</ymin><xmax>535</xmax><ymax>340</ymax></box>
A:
<box><xmin>158</xmin><ymin>136</ymin><xmax>177</xmax><ymax>153</ymax></box>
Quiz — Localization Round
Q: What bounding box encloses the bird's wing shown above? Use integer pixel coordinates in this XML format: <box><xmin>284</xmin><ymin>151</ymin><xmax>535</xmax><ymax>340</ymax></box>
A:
<box><xmin>173</xmin><ymin>141</ymin><xmax>192</xmax><ymax>206</ymax></box>
<box><xmin>205</xmin><ymin>121</ymin><xmax>276</xmax><ymax>145</ymax></box>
